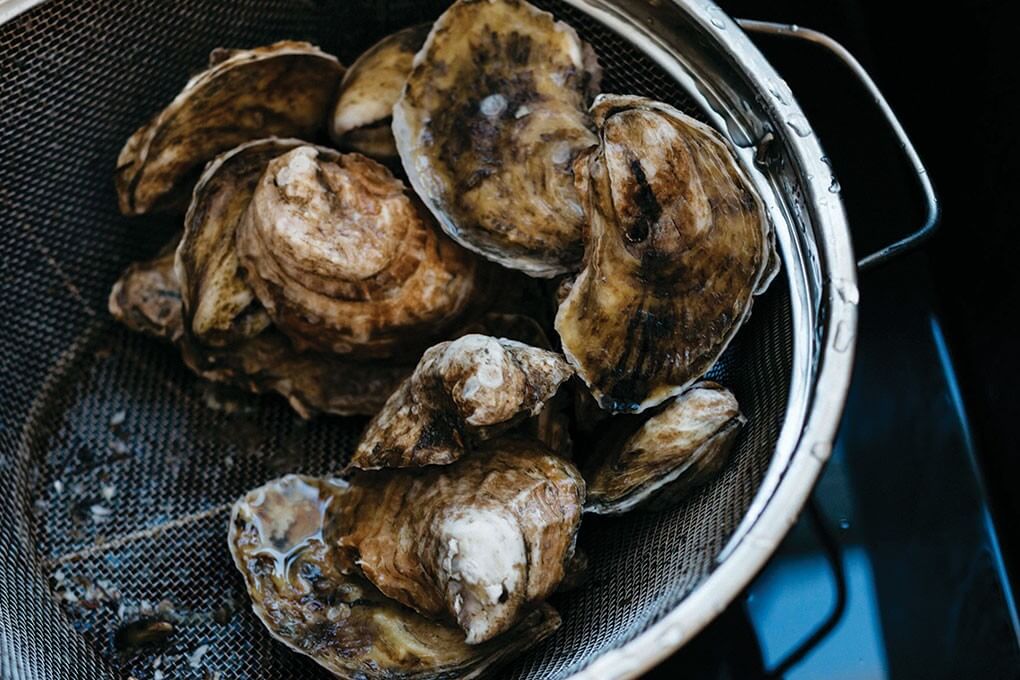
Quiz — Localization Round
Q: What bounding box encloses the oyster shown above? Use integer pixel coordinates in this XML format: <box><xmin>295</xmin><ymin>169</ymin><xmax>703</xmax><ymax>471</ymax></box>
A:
<box><xmin>556</xmin><ymin>95</ymin><xmax>774</xmax><ymax>413</ymax></box>
<box><xmin>109</xmin><ymin>240</ymin><xmax>409</xmax><ymax>418</ymax></box>
<box><xmin>584</xmin><ymin>381</ymin><xmax>744</xmax><ymax>515</ymax></box>
<box><xmin>108</xmin><ymin>238</ymin><xmax>183</xmax><ymax>343</ymax></box>
<box><xmin>350</xmin><ymin>334</ymin><xmax>573</xmax><ymax>469</ymax></box>
<box><xmin>336</xmin><ymin>440</ymin><xmax>584</xmax><ymax>643</ymax></box>
<box><xmin>331</xmin><ymin>24</ymin><xmax>430</xmax><ymax>161</ymax></box>
<box><xmin>230</xmin><ymin>475</ymin><xmax>559</xmax><ymax>679</ymax></box>
<box><xmin>393</xmin><ymin>0</ymin><xmax>601</xmax><ymax>277</ymax></box>
<box><xmin>176</xmin><ymin>138</ymin><xmax>309</xmax><ymax>347</ymax></box>
<box><xmin>115</xmin><ymin>42</ymin><xmax>343</xmax><ymax>215</ymax></box>
<box><xmin>236</xmin><ymin>146</ymin><xmax>489</xmax><ymax>357</ymax></box>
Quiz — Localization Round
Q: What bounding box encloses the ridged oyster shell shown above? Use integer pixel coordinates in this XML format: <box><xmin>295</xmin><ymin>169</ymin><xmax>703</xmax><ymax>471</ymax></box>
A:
<box><xmin>115</xmin><ymin>42</ymin><xmax>343</xmax><ymax>215</ymax></box>
<box><xmin>176</xmin><ymin>138</ymin><xmax>311</xmax><ymax>347</ymax></box>
<box><xmin>350</xmin><ymin>334</ymin><xmax>573</xmax><ymax>470</ymax></box>
<box><xmin>236</xmin><ymin>145</ymin><xmax>492</xmax><ymax>358</ymax></box>
<box><xmin>331</xmin><ymin>24</ymin><xmax>431</xmax><ymax>162</ymax></box>
<box><xmin>393</xmin><ymin>0</ymin><xmax>602</xmax><ymax>277</ymax></box>
<box><xmin>583</xmin><ymin>381</ymin><xmax>744</xmax><ymax>514</ymax></box>
<box><xmin>335</xmin><ymin>440</ymin><xmax>584</xmax><ymax>643</ymax></box>
<box><xmin>556</xmin><ymin>95</ymin><xmax>774</xmax><ymax>413</ymax></box>
<box><xmin>229</xmin><ymin>475</ymin><xmax>560</xmax><ymax>678</ymax></box>
<box><xmin>109</xmin><ymin>240</ymin><xmax>409</xmax><ymax>418</ymax></box>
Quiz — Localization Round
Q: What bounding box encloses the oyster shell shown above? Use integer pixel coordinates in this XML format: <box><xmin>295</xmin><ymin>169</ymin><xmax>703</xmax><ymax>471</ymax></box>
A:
<box><xmin>115</xmin><ymin>41</ymin><xmax>343</xmax><ymax>215</ymax></box>
<box><xmin>229</xmin><ymin>475</ymin><xmax>559</xmax><ymax>679</ymax></box>
<box><xmin>393</xmin><ymin>0</ymin><xmax>601</xmax><ymax>277</ymax></box>
<box><xmin>335</xmin><ymin>440</ymin><xmax>584</xmax><ymax>643</ymax></box>
<box><xmin>331</xmin><ymin>24</ymin><xmax>430</xmax><ymax>162</ymax></box>
<box><xmin>556</xmin><ymin>95</ymin><xmax>774</xmax><ymax>413</ymax></box>
<box><xmin>236</xmin><ymin>146</ymin><xmax>489</xmax><ymax>357</ymax></box>
<box><xmin>109</xmin><ymin>240</ymin><xmax>409</xmax><ymax>418</ymax></box>
<box><xmin>108</xmin><ymin>238</ymin><xmax>183</xmax><ymax>343</ymax></box>
<box><xmin>176</xmin><ymin>138</ymin><xmax>310</xmax><ymax>347</ymax></box>
<box><xmin>583</xmin><ymin>381</ymin><xmax>744</xmax><ymax>515</ymax></box>
<box><xmin>350</xmin><ymin>334</ymin><xmax>573</xmax><ymax>469</ymax></box>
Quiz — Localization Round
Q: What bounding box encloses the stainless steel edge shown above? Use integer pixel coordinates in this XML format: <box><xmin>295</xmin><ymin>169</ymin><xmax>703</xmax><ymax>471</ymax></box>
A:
<box><xmin>0</xmin><ymin>0</ymin><xmax>44</xmax><ymax>25</ymax></box>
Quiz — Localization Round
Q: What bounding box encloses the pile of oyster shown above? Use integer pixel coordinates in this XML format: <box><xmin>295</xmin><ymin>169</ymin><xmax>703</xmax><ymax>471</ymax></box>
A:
<box><xmin>110</xmin><ymin>0</ymin><xmax>775</xmax><ymax>676</ymax></box>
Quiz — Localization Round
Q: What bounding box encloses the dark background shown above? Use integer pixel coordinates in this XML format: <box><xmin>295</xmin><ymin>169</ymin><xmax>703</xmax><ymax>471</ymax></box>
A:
<box><xmin>716</xmin><ymin>0</ymin><xmax>1020</xmax><ymax>582</ymax></box>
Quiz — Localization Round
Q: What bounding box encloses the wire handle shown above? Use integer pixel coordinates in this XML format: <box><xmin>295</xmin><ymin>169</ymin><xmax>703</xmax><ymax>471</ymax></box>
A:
<box><xmin>737</xmin><ymin>19</ymin><xmax>940</xmax><ymax>272</ymax></box>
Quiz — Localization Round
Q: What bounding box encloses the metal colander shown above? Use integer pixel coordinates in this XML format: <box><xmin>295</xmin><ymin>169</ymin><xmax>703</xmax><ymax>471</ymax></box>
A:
<box><xmin>0</xmin><ymin>0</ymin><xmax>862</xmax><ymax>678</ymax></box>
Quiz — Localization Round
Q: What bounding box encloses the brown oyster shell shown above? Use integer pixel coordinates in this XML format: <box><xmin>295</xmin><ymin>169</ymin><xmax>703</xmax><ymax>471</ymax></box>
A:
<box><xmin>335</xmin><ymin>440</ymin><xmax>584</xmax><ymax>643</ymax></box>
<box><xmin>108</xmin><ymin>240</ymin><xmax>409</xmax><ymax>418</ymax></box>
<box><xmin>393</xmin><ymin>0</ymin><xmax>601</xmax><ymax>277</ymax></box>
<box><xmin>176</xmin><ymin>138</ymin><xmax>315</xmax><ymax>347</ymax></box>
<box><xmin>236</xmin><ymin>146</ymin><xmax>490</xmax><ymax>358</ymax></box>
<box><xmin>108</xmin><ymin>238</ymin><xmax>183</xmax><ymax>343</ymax></box>
<box><xmin>229</xmin><ymin>475</ymin><xmax>560</xmax><ymax>678</ymax></box>
<box><xmin>583</xmin><ymin>381</ymin><xmax>744</xmax><ymax>515</ymax></box>
<box><xmin>556</xmin><ymin>95</ymin><xmax>774</xmax><ymax>413</ymax></box>
<box><xmin>115</xmin><ymin>41</ymin><xmax>343</xmax><ymax>216</ymax></box>
<box><xmin>349</xmin><ymin>334</ymin><xmax>573</xmax><ymax>470</ymax></box>
<box><xmin>330</xmin><ymin>24</ymin><xmax>431</xmax><ymax>161</ymax></box>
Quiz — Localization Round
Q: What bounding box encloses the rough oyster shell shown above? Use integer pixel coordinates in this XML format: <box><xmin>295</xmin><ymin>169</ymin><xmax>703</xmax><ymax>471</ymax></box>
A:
<box><xmin>115</xmin><ymin>41</ymin><xmax>343</xmax><ymax>216</ymax></box>
<box><xmin>583</xmin><ymin>381</ymin><xmax>744</xmax><ymax>515</ymax></box>
<box><xmin>108</xmin><ymin>241</ymin><xmax>409</xmax><ymax>418</ymax></box>
<box><xmin>108</xmin><ymin>238</ymin><xmax>184</xmax><ymax>343</ymax></box>
<box><xmin>236</xmin><ymin>146</ymin><xmax>490</xmax><ymax>357</ymax></box>
<box><xmin>229</xmin><ymin>475</ymin><xmax>559</xmax><ymax>679</ymax></box>
<box><xmin>393</xmin><ymin>0</ymin><xmax>601</xmax><ymax>277</ymax></box>
<box><xmin>176</xmin><ymin>138</ymin><xmax>311</xmax><ymax>347</ymax></box>
<box><xmin>556</xmin><ymin>95</ymin><xmax>774</xmax><ymax>413</ymax></box>
<box><xmin>335</xmin><ymin>440</ymin><xmax>584</xmax><ymax>643</ymax></box>
<box><xmin>331</xmin><ymin>24</ymin><xmax>431</xmax><ymax>162</ymax></box>
<box><xmin>350</xmin><ymin>334</ymin><xmax>573</xmax><ymax>469</ymax></box>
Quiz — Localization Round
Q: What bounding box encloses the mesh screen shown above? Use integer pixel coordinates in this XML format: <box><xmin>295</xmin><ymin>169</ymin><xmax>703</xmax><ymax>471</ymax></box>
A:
<box><xmin>0</xmin><ymin>1</ymin><xmax>793</xmax><ymax>678</ymax></box>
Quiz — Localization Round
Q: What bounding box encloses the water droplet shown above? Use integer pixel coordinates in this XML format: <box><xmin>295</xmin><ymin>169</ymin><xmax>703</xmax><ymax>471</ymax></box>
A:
<box><xmin>828</xmin><ymin>176</ymin><xmax>842</xmax><ymax>194</ymax></box>
<box><xmin>768</xmin><ymin>81</ymin><xmax>790</xmax><ymax>106</ymax></box>
<box><xmin>785</xmin><ymin>114</ymin><xmax>811</xmax><ymax>137</ymax></box>
<box><xmin>806</xmin><ymin>173</ymin><xmax>814</xmax><ymax>181</ymax></box>
<box><xmin>833</xmin><ymin>277</ymin><xmax>859</xmax><ymax>305</ymax></box>
<box><xmin>479</xmin><ymin>93</ymin><xmax>507</xmax><ymax>117</ymax></box>
<box><xmin>833</xmin><ymin>319</ymin><xmax>854</xmax><ymax>352</ymax></box>
<box><xmin>706</xmin><ymin>5</ymin><xmax>727</xmax><ymax>29</ymax></box>
<box><xmin>838</xmin><ymin>518</ymin><xmax>851</xmax><ymax>530</ymax></box>
<box><xmin>810</xmin><ymin>441</ymin><xmax>831</xmax><ymax>461</ymax></box>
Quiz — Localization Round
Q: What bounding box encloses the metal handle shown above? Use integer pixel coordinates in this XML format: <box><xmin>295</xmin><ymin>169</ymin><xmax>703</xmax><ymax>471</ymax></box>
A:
<box><xmin>736</xmin><ymin>19</ymin><xmax>940</xmax><ymax>272</ymax></box>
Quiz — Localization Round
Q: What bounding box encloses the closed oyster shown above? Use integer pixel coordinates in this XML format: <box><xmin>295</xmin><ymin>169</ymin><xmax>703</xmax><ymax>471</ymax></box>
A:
<box><xmin>393</xmin><ymin>0</ymin><xmax>601</xmax><ymax>277</ymax></box>
<box><xmin>556</xmin><ymin>95</ymin><xmax>774</xmax><ymax>413</ymax></box>
<box><xmin>236</xmin><ymin>146</ymin><xmax>489</xmax><ymax>357</ymax></box>
<box><xmin>331</xmin><ymin>24</ymin><xmax>430</xmax><ymax>161</ymax></box>
<box><xmin>108</xmin><ymin>238</ymin><xmax>183</xmax><ymax>343</ymax></box>
<box><xmin>176</xmin><ymin>138</ymin><xmax>309</xmax><ymax>347</ymax></box>
<box><xmin>584</xmin><ymin>381</ymin><xmax>744</xmax><ymax>515</ymax></box>
<box><xmin>109</xmin><ymin>240</ymin><xmax>409</xmax><ymax>418</ymax></box>
<box><xmin>116</xmin><ymin>42</ymin><xmax>343</xmax><ymax>215</ymax></box>
<box><xmin>350</xmin><ymin>334</ymin><xmax>573</xmax><ymax>469</ymax></box>
<box><xmin>229</xmin><ymin>475</ymin><xmax>559</xmax><ymax>679</ymax></box>
<box><xmin>335</xmin><ymin>440</ymin><xmax>584</xmax><ymax>643</ymax></box>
